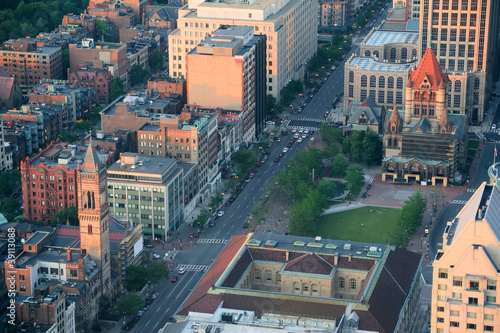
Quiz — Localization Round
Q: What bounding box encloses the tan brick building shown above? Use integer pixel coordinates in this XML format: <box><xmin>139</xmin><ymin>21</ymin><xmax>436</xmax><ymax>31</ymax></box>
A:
<box><xmin>0</xmin><ymin>40</ymin><xmax>63</xmax><ymax>95</ymax></box>
<box><xmin>318</xmin><ymin>1</ymin><xmax>348</xmax><ymax>31</ymax></box>
<box><xmin>431</xmin><ymin>182</ymin><xmax>500</xmax><ymax>333</ymax></box>
<box><xmin>168</xmin><ymin>0</ymin><xmax>317</xmax><ymax>98</ymax></box>
<box><xmin>419</xmin><ymin>0</ymin><xmax>500</xmax><ymax>123</ymax></box>
<box><xmin>69</xmin><ymin>39</ymin><xmax>128</xmax><ymax>83</ymax></box>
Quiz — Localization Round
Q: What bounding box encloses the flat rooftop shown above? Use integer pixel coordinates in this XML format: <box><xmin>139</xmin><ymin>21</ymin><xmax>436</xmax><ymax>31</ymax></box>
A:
<box><xmin>30</xmin><ymin>143</ymin><xmax>109</xmax><ymax>171</ymax></box>
<box><xmin>107</xmin><ymin>156</ymin><xmax>177</xmax><ymax>175</ymax></box>
<box><xmin>348</xmin><ymin>56</ymin><xmax>414</xmax><ymax>72</ymax></box>
<box><xmin>364</xmin><ymin>30</ymin><xmax>418</xmax><ymax>46</ymax></box>
<box><xmin>24</xmin><ymin>231</ymin><xmax>50</xmax><ymax>246</ymax></box>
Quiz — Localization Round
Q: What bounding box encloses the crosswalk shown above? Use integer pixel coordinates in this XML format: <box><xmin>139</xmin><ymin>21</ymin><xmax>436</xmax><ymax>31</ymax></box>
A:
<box><xmin>292</xmin><ymin>117</ymin><xmax>325</xmax><ymax>122</ymax></box>
<box><xmin>466</xmin><ymin>188</ymin><xmax>476</xmax><ymax>193</ymax></box>
<box><xmin>177</xmin><ymin>264</ymin><xmax>209</xmax><ymax>271</ymax></box>
<box><xmin>197</xmin><ymin>238</ymin><xmax>229</xmax><ymax>244</ymax></box>
<box><xmin>451</xmin><ymin>199</ymin><xmax>468</xmax><ymax>205</ymax></box>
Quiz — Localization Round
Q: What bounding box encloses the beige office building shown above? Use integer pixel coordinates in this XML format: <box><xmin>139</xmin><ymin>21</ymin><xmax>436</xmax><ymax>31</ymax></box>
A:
<box><xmin>419</xmin><ymin>0</ymin><xmax>500</xmax><ymax>123</ymax></box>
<box><xmin>431</xmin><ymin>182</ymin><xmax>500</xmax><ymax>333</ymax></box>
<box><xmin>168</xmin><ymin>0</ymin><xmax>317</xmax><ymax>98</ymax></box>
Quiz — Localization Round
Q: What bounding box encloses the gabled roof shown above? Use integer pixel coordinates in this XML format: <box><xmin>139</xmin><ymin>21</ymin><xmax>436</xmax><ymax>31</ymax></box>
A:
<box><xmin>386</xmin><ymin>106</ymin><xmax>403</xmax><ymax>133</ymax></box>
<box><xmin>346</xmin><ymin>97</ymin><xmax>382</xmax><ymax>126</ymax></box>
<box><xmin>409</xmin><ymin>48</ymin><xmax>447</xmax><ymax>89</ymax></box>
<box><xmin>283</xmin><ymin>253</ymin><xmax>334</xmax><ymax>276</ymax></box>
<box><xmin>484</xmin><ymin>184</ymin><xmax>500</xmax><ymax>241</ymax></box>
<box><xmin>0</xmin><ymin>68</ymin><xmax>15</xmax><ymax>100</ymax></box>
<box><xmin>82</xmin><ymin>138</ymin><xmax>104</xmax><ymax>173</ymax></box>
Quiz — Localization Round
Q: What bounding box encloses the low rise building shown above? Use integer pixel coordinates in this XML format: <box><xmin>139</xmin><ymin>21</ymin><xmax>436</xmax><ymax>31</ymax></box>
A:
<box><xmin>147</xmin><ymin>76</ymin><xmax>186</xmax><ymax>102</ymax></box>
<box><xmin>0</xmin><ymin>68</ymin><xmax>23</xmax><ymax>109</ymax></box>
<box><xmin>67</xmin><ymin>67</ymin><xmax>114</xmax><ymax>105</ymax></box>
<box><xmin>144</xmin><ymin>4</ymin><xmax>180</xmax><ymax>29</ymax></box>
<box><xmin>342</xmin><ymin>96</ymin><xmax>384</xmax><ymax>135</ymax></box>
<box><xmin>176</xmin><ymin>233</ymin><xmax>423</xmax><ymax>333</ymax></box>
<box><xmin>318</xmin><ymin>1</ymin><xmax>348</xmax><ymax>32</ymax></box>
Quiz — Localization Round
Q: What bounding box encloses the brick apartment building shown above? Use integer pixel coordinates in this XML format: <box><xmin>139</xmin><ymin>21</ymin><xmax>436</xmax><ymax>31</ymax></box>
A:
<box><xmin>86</xmin><ymin>3</ymin><xmax>136</xmax><ymax>42</ymax></box>
<box><xmin>68</xmin><ymin>67</ymin><xmax>114</xmax><ymax>105</ymax></box>
<box><xmin>69</xmin><ymin>38</ymin><xmax>128</xmax><ymax>83</ymax></box>
<box><xmin>147</xmin><ymin>76</ymin><xmax>186</xmax><ymax>101</ymax></box>
<box><xmin>90</xmin><ymin>0</ymin><xmax>147</xmax><ymax>24</ymax></box>
<box><xmin>0</xmin><ymin>40</ymin><xmax>63</xmax><ymax>95</ymax></box>
<box><xmin>0</xmin><ymin>68</ymin><xmax>23</xmax><ymax>109</ymax></box>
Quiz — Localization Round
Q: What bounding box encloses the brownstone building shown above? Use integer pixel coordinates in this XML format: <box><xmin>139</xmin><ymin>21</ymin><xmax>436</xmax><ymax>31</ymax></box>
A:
<box><xmin>0</xmin><ymin>40</ymin><xmax>63</xmax><ymax>95</ymax></box>
<box><xmin>0</xmin><ymin>68</ymin><xmax>22</xmax><ymax>109</ymax></box>
<box><xmin>68</xmin><ymin>67</ymin><xmax>114</xmax><ymax>105</ymax></box>
<box><xmin>87</xmin><ymin>3</ymin><xmax>136</xmax><ymax>42</ymax></box>
<box><xmin>147</xmin><ymin>75</ymin><xmax>186</xmax><ymax>101</ymax></box>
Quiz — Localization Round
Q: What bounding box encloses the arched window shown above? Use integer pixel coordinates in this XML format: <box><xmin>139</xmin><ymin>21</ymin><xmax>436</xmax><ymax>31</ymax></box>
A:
<box><xmin>390</xmin><ymin>47</ymin><xmax>396</xmax><ymax>60</ymax></box>
<box><xmin>339</xmin><ymin>277</ymin><xmax>345</xmax><ymax>289</ymax></box>
<box><xmin>265</xmin><ymin>270</ymin><xmax>272</xmax><ymax>281</ymax></box>
<box><xmin>370</xmin><ymin>75</ymin><xmax>376</xmax><ymax>88</ymax></box>
<box><xmin>349</xmin><ymin>71</ymin><xmax>354</xmax><ymax>83</ymax></box>
<box><xmin>373</xmin><ymin>50</ymin><xmax>379</xmax><ymax>58</ymax></box>
<box><xmin>397</xmin><ymin>77</ymin><xmax>403</xmax><ymax>89</ymax></box>
<box><xmin>293</xmin><ymin>282</ymin><xmax>300</xmax><ymax>291</ymax></box>
<box><xmin>311</xmin><ymin>284</ymin><xmax>318</xmax><ymax>293</ymax></box>
<box><xmin>412</xmin><ymin>48</ymin><xmax>417</xmax><ymax>59</ymax></box>
<box><xmin>350</xmin><ymin>278</ymin><xmax>357</xmax><ymax>290</ymax></box>
<box><xmin>388</xmin><ymin>76</ymin><xmax>394</xmax><ymax>89</ymax></box>
<box><xmin>379</xmin><ymin>76</ymin><xmax>385</xmax><ymax>88</ymax></box>
<box><xmin>361</xmin><ymin>75</ymin><xmax>367</xmax><ymax>87</ymax></box>
<box><xmin>401</xmin><ymin>47</ymin><xmax>407</xmax><ymax>60</ymax></box>
<box><xmin>254</xmin><ymin>269</ymin><xmax>261</xmax><ymax>280</ymax></box>
<box><xmin>454</xmin><ymin>80</ymin><xmax>461</xmax><ymax>93</ymax></box>
<box><xmin>394</xmin><ymin>138</ymin><xmax>398</xmax><ymax>146</ymax></box>
<box><xmin>388</xmin><ymin>138</ymin><xmax>392</xmax><ymax>146</ymax></box>
<box><xmin>474</xmin><ymin>77</ymin><xmax>480</xmax><ymax>90</ymax></box>
<box><xmin>365</xmin><ymin>50</ymin><xmax>371</xmax><ymax>57</ymax></box>
<box><xmin>302</xmin><ymin>283</ymin><xmax>309</xmax><ymax>292</ymax></box>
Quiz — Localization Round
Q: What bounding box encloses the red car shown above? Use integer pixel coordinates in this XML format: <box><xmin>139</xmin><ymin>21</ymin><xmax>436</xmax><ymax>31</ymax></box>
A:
<box><xmin>287</xmin><ymin>143</ymin><xmax>292</xmax><ymax>147</ymax></box>
<box><xmin>257</xmin><ymin>162</ymin><xmax>262</xmax><ymax>167</ymax></box>
<box><xmin>274</xmin><ymin>157</ymin><xmax>280</xmax><ymax>162</ymax></box>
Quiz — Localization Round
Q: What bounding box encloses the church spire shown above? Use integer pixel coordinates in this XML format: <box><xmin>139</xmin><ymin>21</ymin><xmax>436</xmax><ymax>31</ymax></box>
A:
<box><xmin>387</xmin><ymin>105</ymin><xmax>402</xmax><ymax>133</ymax></box>
<box><xmin>82</xmin><ymin>137</ymin><xmax>103</xmax><ymax>173</ymax></box>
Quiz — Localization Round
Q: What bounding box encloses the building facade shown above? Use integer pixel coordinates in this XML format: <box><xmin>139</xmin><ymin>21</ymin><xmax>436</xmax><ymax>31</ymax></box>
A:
<box><xmin>381</xmin><ymin>49</ymin><xmax>468</xmax><ymax>186</ymax></box>
<box><xmin>68</xmin><ymin>68</ymin><xmax>114</xmax><ymax>105</ymax></box>
<box><xmin>431</xmin><ymin>182</ymin><xmax>500</xmax><ymax>333</ymax></box>
<box><xmin>107</xmin><ymin>153</ymin><xmax>184</xmax><ymax>238</ymax></box>
<box><xmin>168</xmin><ymin>0</ymin><xmax>317</xmax><ymax>98</ymax></box>
<box><xmin>187</xmin><ymin>26</ymin><xmax>265</xmax><ymax>143</ymax></box>
<box><xmin>0</xmin><ymin>40</ymin><xmax>63</xmax><ymax>95</ymax></box>
<box><xmin>419</xmin><ymin>0</ymin><xmax>500</xmax><ymax>123</ymax></box>
<box><xmin>318</xmin><ymin>1</ymin><xmax>348</xmax><ymax>31</ymax></box>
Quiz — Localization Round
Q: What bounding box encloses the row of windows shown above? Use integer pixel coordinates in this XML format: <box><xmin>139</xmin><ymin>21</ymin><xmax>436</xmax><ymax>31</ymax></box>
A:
<box><xmin>435</xmin><ymin>322</ymin><xmax>494</xmax><ymax>332</ymax></box>
<box><xmin>437</xmin><ymin>307</ymin><xmax>495</xmax><ymax>321</ymax></box>
<box><xmin>351</xmin><ymin>73</ymin><xmax>405</xmax><ymax>90</ymax></box>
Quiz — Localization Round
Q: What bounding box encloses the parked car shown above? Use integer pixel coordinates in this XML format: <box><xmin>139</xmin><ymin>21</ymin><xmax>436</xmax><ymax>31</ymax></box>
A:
<box><xmin>283</xmin><ymin>147</ymin><xmax>289</xmax><ymax>153</ymax></box>
<box><xmin>178</xmin><ymin>267</ymin><xmax>186</xmax><ymax>274</ymax></box>
<box><xmin>137</xmin><ymin>310</ymin><xmax>144</xmax><ymax>317</ymax></box>
<box><xmin>217</xmin><ymin>210</ymin><xmax>225</xmax><ymax>217</ymax></box>
<box><xmin>170</xmin><ymin>276</ymin><xmax>178</xmax><ymax>282</ymax></box>
<box><xmin>152</xmin><ymin>293</ymin><xmax>160</xmax><ymax>299</ymax></box>
<box><xmin>274</xmin><ymin>157</ymin><xmax>280</xmax><ymax>162</ymax></box>
<box><xmin>281</xmin><ymin>131</ymin><xmax>288</xmax><ymax>135</ymax></box>
<box><xmin>143</xmin><ymin>305</ymin><xmax>150</xmax><ymax>312</ymax></box>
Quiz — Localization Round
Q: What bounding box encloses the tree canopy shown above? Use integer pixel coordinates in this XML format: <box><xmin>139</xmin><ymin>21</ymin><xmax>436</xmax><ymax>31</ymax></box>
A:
<box><xmin>50</xmin><ymin>206</ymin><xmax>79</xmax><ymax>227</ymax></box>
<box><xmin>129</xmin><ymin>64</ymin><xmax>151</xmax><ymax>87</ymax></box>
<box><xmin>344</xmin><ymin>164</ymin><xmax>365</xmax><ymax>194</ymax></box>
<box><xmin>146</xmin><ymin>261</ymin><xmax>169</xmax><ymax>284</ymax></box>
<box><xmin>331</xmin><ymin>154</ymin><xmax>349</xmax><ymax>177</ymax></box>
<box><xmin>1</xmin><ymin>198</ymin><xmax>22</xmax><ymax>221</ymax></box>
<box><xmin>116</xmin><ymin>294</ymin><xmax>144</xmax><ymax>317</ymax></box>
<box><xmin>193</xmin><ymin>209</ymin><xmax>210</xmax><ymax>230</ymax></box>
<box><xmin>0</xmin><ymin>170</ymin><xmax>20</xmax><ymax>198</ymax></box>
<box><xmin>391</xmin><ymin>191</ymin><xmax>428</xmax><ymax>247</ymax></box>
<box><xmin>342</xmin><ymin>130</ymin><xmax>382</xmax><ymax>165</ymax></box>
<box><xmin>109</xmin><ymin>78</ymin><xmax>125</xmax><ymax>101</ymax></box>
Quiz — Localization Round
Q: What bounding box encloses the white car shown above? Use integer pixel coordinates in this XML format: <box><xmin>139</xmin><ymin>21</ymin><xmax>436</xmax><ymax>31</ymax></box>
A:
<box><xmin>153</xmin><ymin>254</ymin><xmax>160</xmax><ymax>259</ymax></box>
<box><xmin>302</xmin><ymin>134</ymin><xmax>307</xmax><ymax>139</ymax></box>
<box><xmin>291</xmin><ymin>128</ymin><xmax>297</xmax><ymax>133</ymax></box>
<box><xmin>152</xmin><ymin>292</ymin><xmax>160</xmax><ymax>299</ymax></box>
<box><xmin>298</xmin><ymin>129</ymin><xmax>304</xmax><ymax>133</ymax></box>
<box><xmin>493</xmin><ymin>124</ymin><xmax>497</xmax><ymax>130</ymax></box>
<box><xmin>217</xmin><ymin>210</ymin><xmax>225</xmax><ymax>217</ymax></box>
<box><xmin>283</xmin><ymin>147</ymin><xmax>289</xmax><ymax>153</ymax></box>
<box><xmin>297</xmin><ymin>138</ymin><xmax>303</xmax><ymax>143</ymax></box>
<box><xmin>294</xmin><ymin>134</ymin><xmax>300</xmax><ymax>139</ymax></box>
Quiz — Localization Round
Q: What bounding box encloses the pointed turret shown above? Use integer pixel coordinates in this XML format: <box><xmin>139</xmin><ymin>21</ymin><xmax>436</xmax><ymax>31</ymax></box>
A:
<box><xmin>82</xmin><ymin>137</ymin><xmax>104</xmax><ymax>174</ymax></box>
<box><xmin>387</xmin><ymin>105</ymin><xmax>402</xmax><ymax>133</ymax></box>
<box><xmin>438</xmin><ymin>110</ymin><xmax>451</xmax><ymax>132</ymax></box>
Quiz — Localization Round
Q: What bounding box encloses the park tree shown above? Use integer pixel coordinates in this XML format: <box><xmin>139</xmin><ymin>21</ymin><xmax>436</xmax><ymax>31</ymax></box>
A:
<box><xmin>291</xmin><ymin>148</ymin><xmax>323</xmax><ymax>176</ymax></box>
<box><xmin>289</xmin><ymin>190</ymin><xmax>325</xmax><ymax>236</ymax></box>
<box><xmin>129</xmin><ymin>64</ymin><xmax>151</xmax><ymax>87</ymax></box>
<box><xmin>344</xmin><ymin>164</ymin><xmax>365</xmax><ymax>193</ymax></box>
<box><xmin>332</xmin><ymin>154</ymin><xmax>349</xmax><ymax>177</ymax></box>
<box><xmin>51</xmin><ymin>206</ymin><xmax>79</xmax><ymax>226</ymax></box>
<box><xmin>317</xmin><ymin>179</ymin><xmax>337</xmax><ymax>200</ymax></box>
<box><xmin>0</xmin><ymin>198</ymin><xmax>22</xmax><ymax>221</ymax></box>
<box><xmin>320</xmin><ymin>123</ymin><xmax>342</xmax><ymax>145</ymax></box>
<box><xmin>391</xmin><ymin>191</ymin><xmax>428</xmax><ymax>247</ymax></box>
<box><xmin>109</xmin><ymin>78</ymin><xmax>125</xmax><ymax>101</ymax></box>
<box><xmin>116</xmin><ymin>294</ymin><xmax>145</xmax><ymax>317</ymax></box>
<box><xmin>362</xmin><ymin>131</ymin><xmax>382</xmax><ymax>165</ymax></box>
<box><xmin>323</xmin><ymin>143</ymin><xmax>340</xmax><ymax>160</ymax></box>
<box><xmin>124</xmin><ymin>265</ymin><xmax>148</xmax><ymax>292</ymax></box>
<box><xmin>276</xmin><ymin>166</ymin><xmax>312</xmax><ymax>202</ymax></box>
<box><xmin>146</xmin><ymin>261</ymin><xmax>169</xmax><ymax>284</ymax></box>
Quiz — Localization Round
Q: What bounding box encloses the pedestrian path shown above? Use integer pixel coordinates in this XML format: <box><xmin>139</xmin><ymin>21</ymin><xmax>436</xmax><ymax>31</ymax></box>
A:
<box><xmin>466</xmin><ymin>188</ymin><xmax>476</xmax><ymax>193</ymax></box>
<box><xmin>450</xmin><ymin>199</ymin><xmax>468</xmax><ymax>205</ymax></box>
<box><xmin>177</xmin><ymin>264</ymin><xmax>209</xmax><ymax>271</ymax></box>
<box><xmin>196</xmin><ymin>238</ymin><xmax>229</xmax><ymax>244</ymax></box>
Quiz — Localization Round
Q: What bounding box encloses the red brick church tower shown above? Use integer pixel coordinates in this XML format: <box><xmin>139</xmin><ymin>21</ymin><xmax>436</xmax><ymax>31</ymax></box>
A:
<box><xmin>78</xmin><ymin>138</ymin><xmax>111</xmax><ymax>296</ymax></box>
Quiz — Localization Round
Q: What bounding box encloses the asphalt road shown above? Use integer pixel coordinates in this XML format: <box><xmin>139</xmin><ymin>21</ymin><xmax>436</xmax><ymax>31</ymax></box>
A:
<box><xmin>129</xmin><ymin>8</ymin><xmax>391</xmax><ymax>332</ymax></box>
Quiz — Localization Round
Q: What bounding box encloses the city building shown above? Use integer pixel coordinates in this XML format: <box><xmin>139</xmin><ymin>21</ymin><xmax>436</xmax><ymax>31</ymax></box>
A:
<box><xmin>100</xmin><ymin>94</ymin><xmax>182</xmax><ymax>135</ymax></box>
<box><xmin>147</xmin><ymin>76</ymin><xmax>186</xmax><ymax>102</ymax></box>
<box><xmin>342</xmin><ymin>96</ymin><xmax>384</xmax><ymax>135</ymax></box>
<box><xmin>68</xmin><ymin>67</ymin><xmax>114</xmax><ymax>105</ymax></box>
<box><xmin>136</xmin><ymin>106</ymin><xmax>219</xmax><ymax>194</ymax></box>
<box><xmin>318</xmin><ymin>1</ymin><xmax>348</xmax><ymax>32</ymax></box>
<box><xmin>431</xmin><ymin>182</ymin><xmax>500</xmax><ymax>333</ymax></box>
<box><xmin>381</xmin><ymin>49</ymin><xmax>468</xmax><ymax>186</ymax></box>
<box><xmin>168</xmin><ymin>0</ymin><xmax>317</xmax><ymax>99</ymax></box>
<box><xmin>0</xmin><ymin>40</ymin><xmax>63</xmax><ymax>95</ymax></box>
<box><xmin>419</xmin><ymin>0</ymin><xmax>500</xmax><ymax>123</ymax></box>
<box><xmin>0</xmin><ymin>68</ymin><xmax>23</xmax><ymax>109</ymax></box>
<box><xmin>17</xmin><ymin>290</ymin><xmax>76</xmax><ymax>333</ymax></box>
<box><xmin>144</xmin><ymin>4</ymin><xmax>180</xmax><ymax>29</ymax></box>
<box><xmin>90</xmin><ymin>0</ymin><xmax>147</xmax><ymax>24</ymax></box>
<box><xmin>29</xmin><ymin>79</ymin><xmax>94</xmax><ymax>123</ymax></box>
<box><xmin>20</xmin><ymin>141</ymin><xmax>114</xmax><ymax>224</ymax></box>
<box><xmin>86</xmin><ymin>2</ymin><xmax>136</xmax><ymax>42</ymax></box>
<box><xmin>0</xmin><ymin>118</ymin><xmax>12</xmax><ymax>171</ymax></box>
<box><xmin>69</xmin><ymin>38</ymin><xmax>128</xmax><ymax>83</ymax></box>
<box><xmin>360</xmin><ymin>28</ymin><xmax>419</xmax><ymax>61</ymax></box>
<box><xmin>176</xmin><ymin>233</ymin><xmax>423</xmax><ymax>333</ymax></box>
<box><xmin>187</xmin><ymin>26</ymin><xmax>266</xmax><ymax>142</ymax></box>
<box><xmin>107</xmin><ymin>153</ymin><xmax>186</xmax><ymax>238</ymax></box>
<box><xmin>344</xmin><ymin>55</ymin><xmax>413</xmax><ymax>111</ymax></box>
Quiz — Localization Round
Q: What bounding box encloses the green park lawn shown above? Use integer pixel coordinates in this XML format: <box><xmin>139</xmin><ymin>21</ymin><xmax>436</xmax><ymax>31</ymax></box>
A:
<box><xmin>317</xmin><ymin>207</ymin><xmax>401</xmax><ymax>244</ymax></box>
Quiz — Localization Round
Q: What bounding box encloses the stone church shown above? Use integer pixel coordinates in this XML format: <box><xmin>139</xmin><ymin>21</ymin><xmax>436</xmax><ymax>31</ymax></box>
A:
<box><xmin>382</xmin><ymin>48</ymin><xmax>468</xmax><ymax>186</ymax></box>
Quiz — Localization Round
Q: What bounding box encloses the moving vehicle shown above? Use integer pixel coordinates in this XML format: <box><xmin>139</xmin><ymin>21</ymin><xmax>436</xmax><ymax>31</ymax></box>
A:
<box><xmin>171</xmin><ymin>276</ymin><xmax>178</xmax><ymax>282</ymax></box>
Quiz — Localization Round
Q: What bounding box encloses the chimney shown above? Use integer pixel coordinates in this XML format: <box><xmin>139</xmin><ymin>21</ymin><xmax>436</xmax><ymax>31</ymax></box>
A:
<box><xmin>285</xmin><ymin>251</ymin><xmax>289</xmax><ymax>261</ymax></box>
<box><xmin>334</xmin><ymin>252</ymin><xmax>339</xmax><ymax>266</ymax></box>
<box><xmin>348</xmin><ymin>254</ymin><xmax>352</xmax><ymax>262</ymax></box>
<box><xmin>67</xmin><ymin>249</ymin><xmax>72</xmax><ymax>261</ymax></box>
<box><xmin>478</xmin><ymin>209</ymin><xmax>482</xmax><ymax>219</ymax></box>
